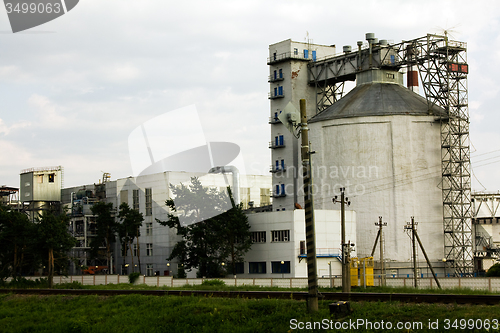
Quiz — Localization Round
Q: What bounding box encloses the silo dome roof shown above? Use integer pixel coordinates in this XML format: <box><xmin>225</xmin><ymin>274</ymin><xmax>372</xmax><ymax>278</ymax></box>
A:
<box><xmin>309</xmin><ymin>82</ymin><xmax>446</xmax><ymax>123</ymax></box>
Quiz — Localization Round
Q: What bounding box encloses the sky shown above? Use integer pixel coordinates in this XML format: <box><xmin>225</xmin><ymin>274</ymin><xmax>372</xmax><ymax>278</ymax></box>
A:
<box><xmin>0</xmin><ymin>0</ymin><xmax>499</xmax><ymax>193</ymax></box>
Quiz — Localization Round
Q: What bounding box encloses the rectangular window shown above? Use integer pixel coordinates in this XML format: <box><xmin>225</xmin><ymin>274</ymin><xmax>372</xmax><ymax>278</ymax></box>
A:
<box><xmin>304</xmin><ymin>49</ymin><xmax>309</xmax><ymax>59</ymax></box>
<box><xmin>133</xmin><ymin>189</ymin><xmax>139</xmax><ymax>210</ymax></box>
<box><xmin>120</xmin><ymin>190</ymin><xmax>128</xmax><ymax>204</ymax></box>
<box><xmin>240</xmin><ymin>187</ymin><xmax>250</xmax><ymax>209</ymax></box>
<box><xmin>279</xmin><ymin>135</ymin><xmax>284</xmax><ymax>146</ymax></box>
<box><xmin>146</xmin><ymin>222</ymin><xmax>153</xmax><ymax>236</ymax></box>
<box><xmin>234</xmin><ymin>262</ymin><xmax>244</xmax><ymax>274</ymax></box>
<box><xmin>279</xmin><ymin>68</ymin><xmax>283</xmax><ymax>78</ymax></box>
<box><xmin>280</xmin><ymin>184</ymin><xmax>285</xmax><ymax>196</ymax></box>
<box><xmin>48</xmin><ymin>173</ymin><xmax>55</xmax><ymax>183</ymax></box>
<box><xmin>249</xmin><ymin>262</ymin><xmax>266</xmax><ymax>274</ymax></box>
<box><xmin>272</xmin><ymin>261</ymin><xmax>291</xmax><ymax>274</ymax></box>
<box><xmin>145</xmin><ymin>188</ymin><xmax>152</xmax><ymax>216</ymax></box>
<box><xmin>312</xmin><ymin>50</ymin><xmax>316</xmax><ymax>61</ymax></box>
<box><xmin>274</xmin><ymin>87</ymin><xmax>277</xmax><ymax>97</ymax></box>
<box><xmin>275</xmin><ymin>184</ymin><xmax>280</xmax><ymax>196</ymax></box>
<box><xmin>146</xmin><ymin>243</ymin><xmax>153</xmax><ymax>256</ymax></box>
<box><xmin>294</xmin><ymin>48</ymin><xmax>298</xmax><ymax>55</ymax></box>
<box><xmin>260</xmin><ymin>188</ymin><xmax>270</xmax><ymax>206</ymax></box>
<box><xmin>251</xmin><ymin>231</ymin><xmax>266</xmax><ymax>243</ymax></box>
<box><xmin>146</xmin><ymin>264</ymin><xmax>153</xmax><ymax>277</ymax></box>
<box><xmin>278</xmin><ymin>86</ymin><xmax>283</xmax><ymax>96</ymax></box>
<box><xmin>300</xmin><ymin>240</ymin><xmax>306</xmax><ymax>255</ymax></box>
<box><xmin>37</xmin><ymin>175</ymin><xmax>43</xmax><ymax>183</ymax></box>
<box><xmin>275</xmin><ymin>160</ymin><xmax>279</xmax><ymax>171</ymax></box>
<box><xmin>275</xmin><ymin>136</ymin><xmax>279</xmax><ymax>146</ymax></box>
<box><xmin>280</xmin><ymin>159</ymin><xmax>285</xmax><ymax>169</ymax></box>
<box><xmin>272</xmin><ymin>230</ymin><xmax>290</xmax><ymax>242</ymax></box>
<box><xmin>273</xmin><ymin>70</ymin><xmax>277</xmax><ymax>80</ymax></box>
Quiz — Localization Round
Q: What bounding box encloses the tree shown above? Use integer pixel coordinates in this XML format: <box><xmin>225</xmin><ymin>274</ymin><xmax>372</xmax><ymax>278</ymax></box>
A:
<box><xmin>117</xmin><ymin>202</ymin><xmax>144</xmax><ymax>273</ymax></box>
<box><xmin>36</xmin><ymin>211</ymin><xmax>77</xmax><ymax>288</ymax></box>
<box><xmin>0</xmin><ymin>208</ymin><xmax>38</xmax><ymax>279</ymax></box>
<box><xmin>158</xmin><ymin>177</ymin><xmax>252</xmax><ymax>278</ymax></box>
<box><xmin>90</xmin><ymin>202</ymin><xmax>117</xmax><ymax>274</ymax></box>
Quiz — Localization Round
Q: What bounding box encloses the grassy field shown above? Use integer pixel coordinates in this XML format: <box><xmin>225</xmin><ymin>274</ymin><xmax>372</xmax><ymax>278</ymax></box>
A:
<box><xmin>2</xmin><ymin>278</ymin><xmax>500</xmax><ymax>332</ymax></box>
<box><xmin>1</xmin><ymin>292</ymin><xmax>500</xmax><ymax>333</ymax></box>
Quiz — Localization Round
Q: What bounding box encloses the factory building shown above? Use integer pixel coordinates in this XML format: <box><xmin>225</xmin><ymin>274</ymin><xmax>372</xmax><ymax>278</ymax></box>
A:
<box><xmin>268</xmin><ymin>32</ymin><xmax>474</xmax><ymax>276</ymax></box>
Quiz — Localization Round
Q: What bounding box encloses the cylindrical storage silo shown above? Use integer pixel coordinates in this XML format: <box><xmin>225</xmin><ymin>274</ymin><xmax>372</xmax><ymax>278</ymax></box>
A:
<box><xmin>309</xmin><ymin>68</ymin><xmax>446</xmax><ymax>275</ymax></box>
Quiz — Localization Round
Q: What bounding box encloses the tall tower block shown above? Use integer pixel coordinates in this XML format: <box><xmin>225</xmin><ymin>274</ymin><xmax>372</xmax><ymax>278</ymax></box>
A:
<box><xmin>268</xmin><ymin>40</ymin><xmax>336</xmax><ymax>211</ymax></box>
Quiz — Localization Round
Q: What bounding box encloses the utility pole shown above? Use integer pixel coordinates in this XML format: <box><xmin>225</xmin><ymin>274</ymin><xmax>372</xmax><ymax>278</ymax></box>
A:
<box><xmin>333</xmin><ymin>188</ymin><xmax>351</xmax><ymax>293</ymax></box>
<box><xmin>404</xmin><ymin>217</ymin><xmax>418</xmax><ymax>288</ymax></box>
<box><xmin>371</xmin><ymin>216</ymin><xmax>387</xmax><ymax>286</ymax></box>
<box><xmin>300</xmin><ymin>99</ymin><xmax>318</xmax><ymax>312</ymax></box>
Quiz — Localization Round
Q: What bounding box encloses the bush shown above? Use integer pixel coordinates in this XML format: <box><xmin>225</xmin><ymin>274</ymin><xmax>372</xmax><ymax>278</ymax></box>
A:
<box><xmin>128</xmin><ymin>272</ymin><xmax>141</xmax><ymax>284</ymax></box>
<box><xmin>201</xmin><ymin>279</ymin><xmax>225</xmax><ymax>287</ymax></box>
<box><xmin>486</xmin><ymin>263</ymin><xmax>500</xmax><ymax>277</ymax></box>
<box><xmin>7</xmin><ymin>277</ymin><xmax>48</xmax><ymax>289</ymax></box>
<box><xmin>54</xmin><ymin>281</ymin><xmax>84</xmax><ymax>289</ymax></box>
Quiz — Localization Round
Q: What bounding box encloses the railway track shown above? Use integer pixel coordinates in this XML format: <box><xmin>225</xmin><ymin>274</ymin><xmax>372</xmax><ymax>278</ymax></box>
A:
<box><xmin>1</xmin><ymin>289</ymin><xmax>500</xmax><ymax>305</ymax></box>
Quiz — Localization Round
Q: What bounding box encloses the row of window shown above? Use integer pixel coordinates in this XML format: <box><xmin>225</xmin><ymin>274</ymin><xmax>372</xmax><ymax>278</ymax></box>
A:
<box><xmin>249</xmin><ymin>261</ymin><xmax>291</xmax><ymax>274</ymax></box>
<box><xmin>121</xmin><ymin>188</ymin><xmax>153</xmax><ymax>216</ymax></box>
<box><xmin>251</xmin><ymin>229</ymin><xmax>290</xmax><ymax>243</ymax></box>
<box><xmin>141</xmin><ymin>261</ymin><xmax>291</xmax><ymax>276</ymax></box>
<box><xmin>122</xmin><ymin>243</ymin><xmax>154</xmax><ymax>257</ymax></box>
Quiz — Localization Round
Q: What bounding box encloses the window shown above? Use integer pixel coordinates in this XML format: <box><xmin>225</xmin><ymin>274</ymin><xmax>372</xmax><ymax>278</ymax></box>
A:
<box><xmin>240</xmin><ymin>187</ymin><xmax>250</xmax><ymax>209</ymax></box>
<box><xmin>37</xmin><ymin>175</ymin><xmax>43</xmax><ymax>183</ymax></box>
<box><xmin>274</xmin><ymin>87</ymin><xmax>277</xmax><ymax>97</ymax></box>
<box><xmin>273</xmin><ymin>52</ymin><xmax>276</xmax><ymax>60</ymax></box>
<box><xmin>146</xmin><ymin>264</ymin><xmax>153</xmax><ymax>277</ymax></box>
<box><xmin>233</xmin><ymin>262</ymin><xmax>244</xmax><ymax>274</ymax></box>
<box><xmin>273</xmin><ymin>70</ymin><xmax>277</xmax><ymax>80</ymax></box>
<box><xmin>120</xmin><ymin>190</ymin><xmax>128</xmax><ymax>204</ymax></box>
<box><xmin>272</xmin><ymin>261</ymin><xmax>291</xmax><ymax>274</ymax></box>
<box><xmin>304</xmin><ymin>49</ymin><xmax>309</xmax><ymax>59</ymax></box>
<box><xmin>133</xmin><ymin>189</ymin><xmax>139</xmax><ymax>210</ymax></box>
<box><xmin>279</xmin><ymin>68</ymin><xmax>283</xmax><ymax>79</ymax></box>
<box><xmin>145</xmin><ymin>188</ymin><xmax>152</xmax><ymax>216</ymax></box>
<box><xmin>251</xmin><ymin>231</ymin><xmax>266</xmax><ymax>243</ymax></box>
<box><xmin>249</xmin><ymin>262</ymin><xmax>266</xmax><ymax>274</ymax></box>
<box><xmin>294</xmin><ymin>48</ymin><xmax>298</xmax><ymax>55</ymax></box>
<box><xmin>146</xmin><ymin>243</ymin><xmax>153</xmax><ymax>256</ymax></box>
<box><xmin>272</xmin><ymin>230</ymin><xmax>290</xmax><ymax>242</ymax></box>
<box><xmin>278</xmin><ymin>86</ymin><xmax>283</xmax><ymax>96</ymax></box>
<box><xmin>146</xmin><ymin>222</ymin><xmax>153</xmax><ymax>236</ymax></box>
<box><xmin>133</xmin><ymin>244</ymin><xmax>137</xmax><ymax>257</ymax></box>
<box><xmin>300</xmin><ymin>240</ymin><xmax>306</xmax><ymax>255</ymax></box>
<box><xmin>48</xmin><ymin>173</ymin><xmax>55</xmax><ymax>183</ymax></box>
<box><xmin>24</xmin><ymin>182</ymin><xmax>30</xmax><ymax>187</ymax></box>
<box><xmin>312</xmin><ymin>50</ymin><xmax>316</xmax><ymax>61</ymax></box>
<box><xmin>260</xmin><ymin>188</ymin><xmax>270</xmax><ymax>206</ymax></box>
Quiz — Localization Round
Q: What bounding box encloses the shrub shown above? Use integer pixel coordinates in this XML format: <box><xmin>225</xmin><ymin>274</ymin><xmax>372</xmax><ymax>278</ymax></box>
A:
<box><xmin>486</xmin><ymin>263</ymin><xmax>500</xmax><ymax>277</ymax></box>
<box><xmin>7</xmin><ymin>277</ymin><xmax>48</xmax><ymax>289</ymax></box>
<box><xmin>128</xmin><ymin>272</ymin><xmax>141</xmax><ymax>284</ymax></box>
<box><xmin>201</xmin><ymin>279</ymin><xmax>225</xmax><ymax>287</ymax></box>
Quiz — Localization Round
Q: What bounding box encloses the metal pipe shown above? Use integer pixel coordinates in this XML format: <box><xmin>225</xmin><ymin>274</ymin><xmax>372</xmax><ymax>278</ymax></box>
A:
<box><xmin>208</xmin><ymin>166</ymin><xmax>240</xmax><ymax>205</ymax></box>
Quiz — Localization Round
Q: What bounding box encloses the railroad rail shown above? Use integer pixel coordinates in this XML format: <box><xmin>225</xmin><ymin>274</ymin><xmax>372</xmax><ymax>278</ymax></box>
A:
<box><xmin>1</xmin><ymin>289</ymin><xmax>500</xmax><ymax>305</ymax></box>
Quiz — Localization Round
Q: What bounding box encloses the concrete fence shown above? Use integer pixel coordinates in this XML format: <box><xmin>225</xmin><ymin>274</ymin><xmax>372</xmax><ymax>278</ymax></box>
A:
<box><xmin>6</xmin><ymin>275</ymin><xmax>500</xmax><ymax>292</ymax></box>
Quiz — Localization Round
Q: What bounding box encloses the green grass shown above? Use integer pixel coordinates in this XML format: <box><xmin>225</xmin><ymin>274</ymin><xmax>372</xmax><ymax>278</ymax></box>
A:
<box><xmin>1</xmin><ymin>293</ymin><xmax>500</xmax><ymax>332</ymax></box>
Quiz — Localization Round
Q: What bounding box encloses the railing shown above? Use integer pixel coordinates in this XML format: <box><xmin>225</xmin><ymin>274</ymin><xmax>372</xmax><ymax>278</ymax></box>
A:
<box><xmin>267</xmin><ymin>51</ymin><xmax>311</xmax><ymax>64</ymax></box>
<box><xmin>268</xmin><ymin>75</ymin><xmax>284</xmax><ymax>82</ymax></box>
<box><xmin>269</xmin><ymin>142</ymin><xmax>286</xmax><ymax>149</ymax></box>
<box><xmin>268</xmin><ymin>117</ymin><xmax>280</xmax><ymax>124</ymax></box>
<box><xmin>269</xmin><ymin>166</ymin><xmax>286</xmax><ymax>173</ymax></box>
<box><xmin>268</xmin><ymin>92</ymin><xmax>285</xmax><ymax>99</ymax></box>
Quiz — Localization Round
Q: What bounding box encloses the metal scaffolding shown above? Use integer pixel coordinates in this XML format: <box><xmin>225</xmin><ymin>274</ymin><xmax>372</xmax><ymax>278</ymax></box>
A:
<box><xmin>307</xmin><ymin>33</ymin><xmax>473</xmax><ymax>275</ymax></box>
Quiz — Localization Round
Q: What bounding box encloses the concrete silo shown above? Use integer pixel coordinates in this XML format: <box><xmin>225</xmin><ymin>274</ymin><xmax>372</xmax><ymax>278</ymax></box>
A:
<box><xmin>309</xmin><ymin>68</ymin><xmax>447</xmax><ymax>274</ymax></box>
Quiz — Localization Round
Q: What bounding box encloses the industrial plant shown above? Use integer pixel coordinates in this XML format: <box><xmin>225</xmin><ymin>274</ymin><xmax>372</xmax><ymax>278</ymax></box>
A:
<box><xmin>2</xmin><ymin>32</ymin><xmax>499</xmax><ymax>282</ymax></box>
